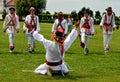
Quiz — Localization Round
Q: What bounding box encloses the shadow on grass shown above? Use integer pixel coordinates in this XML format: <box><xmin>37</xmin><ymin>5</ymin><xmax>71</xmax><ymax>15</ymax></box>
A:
<box><xmin>88</xmin><ymin>50</ymin><xmax>120</xmax><ymax>56</ymax></box>
<box><xmin>66</xmin><ymin>51</ymin><xmax>81</xmax><ymax>55</ymax></box>
<box><xmin>89</xmin><ymin>51</ymin><xmax>105</xmax><ymax>55</ymax></box>
<box><xmin>41</xmin><ymin>74</ymin><xmax>94</xmax><ymax>81</ymax></box>
<box><xmin>12</xmin><ymin>51</ymin><xmax>45</xmax><ymax>55</ymax></box>
<box><xmin>109</xmin><ymin>50</ymin><xmax>120</xmax><ymax>54</ymax></box>
<box><xmin>12</xmin><ymin>51</ymin><xmax>24</xmax><ymax>54</ymax></box>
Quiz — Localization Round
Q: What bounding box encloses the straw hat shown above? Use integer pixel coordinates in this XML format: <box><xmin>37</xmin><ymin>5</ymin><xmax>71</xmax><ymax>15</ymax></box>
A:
<box><xmin>29</xmin><ymin>7</ymin><xmax>35</xmax><ymax>12</ymax></box>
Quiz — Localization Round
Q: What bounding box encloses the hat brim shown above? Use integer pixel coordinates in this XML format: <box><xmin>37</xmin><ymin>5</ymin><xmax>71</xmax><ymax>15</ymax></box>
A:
<box><xmin>29</xmin><ymin>9</ymin><xmax>35</xmax><ymax>12</ymax></box>
<box><xmin>9</xmin><ymin>7</ymin><xmax>15</xmax><ymax>11</ymax></box>
<box><xmin>105</xmin><ymin>8</ymin><xmax>112</xmax><ymax>11</ymax></box>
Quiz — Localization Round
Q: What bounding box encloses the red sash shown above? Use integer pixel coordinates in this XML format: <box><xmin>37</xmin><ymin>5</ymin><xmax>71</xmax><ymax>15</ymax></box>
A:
<box><xmin>82</xmin><ymin>18</ymin><xmax>90</xmax><ymax>29</ymax></box>
<box><xmin>25</xmin><ymin>15</ymin><xmax>36</xmax><ymax>32</ymax></box>
<box><xmin>103</xmin><ymin>14</ymin><xmax>113</xmax><ymax>27</ymax></box>
<box><xmin>103</xmin><ymin>14</ymin><xmax>113</xmax><ymax>32</ymax></box>
<box><xmin>46</xmin><ymin>60</ymin><xmax>62</xmax><ymax>66</ymax></box>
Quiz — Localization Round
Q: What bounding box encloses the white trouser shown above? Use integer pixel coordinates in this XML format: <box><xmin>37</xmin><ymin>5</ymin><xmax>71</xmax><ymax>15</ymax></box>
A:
<box><xmin>81</xmin><ymin>32</ymin><xmax>90</xmax><ymax>48</ymax></box>
<box><xmin>28</xmin><ymin>36</ymin><xmax>35</xmax><ymax>49</ymax></box>
<box><xmin>28</xmin><ymin>36</ymin><xmax>36</xmax><ymax>50</ymax></box>
<box><xmin>103</xmin><ymin>33</ymin><xmax>112</xmax><ymax>48</ymax></box>
<box><xmin>34</xmin><ymin>62</ymin><xmax>69</xmax><ymax>75</ymax></box>
<box><xmin>8</xmin><ymin>33</ymin><xmax>14</xmax><ymax>46</ymax></box>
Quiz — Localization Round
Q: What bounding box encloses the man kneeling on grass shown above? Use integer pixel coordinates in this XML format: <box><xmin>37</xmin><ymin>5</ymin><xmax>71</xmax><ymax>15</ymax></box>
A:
<box><xmin>32</xmin><ymin>21</ymin><xmax>80</xmax><ymax>76</ymax></box>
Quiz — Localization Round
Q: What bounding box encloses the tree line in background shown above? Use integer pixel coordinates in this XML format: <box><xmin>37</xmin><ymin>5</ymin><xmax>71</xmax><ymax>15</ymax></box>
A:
<box><xmin>2</xmin><ymin>0</ymin><xmax>120</xmax><ymax>25</ymax></box>
<box><xmin>35</xmin><ymin>7</ymin><xmax>120</xmax><ymax>25</ymax></box>
<box><xmin>15</xmin><ymin>0</ymin><xmax>46</xmax><ymax>16</ymax></box>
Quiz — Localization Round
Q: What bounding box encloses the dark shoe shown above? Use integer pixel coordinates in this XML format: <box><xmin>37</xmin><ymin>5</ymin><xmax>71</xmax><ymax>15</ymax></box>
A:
<box><xmin>10</xmin><ymin>46</ymin><xmax>15</xmax><ymax>51</ymax></box>
<box><xmin>28</xmin><ymin>48</ymin><xmax>32</xmax><ymax>53</ymax></box>
<box><xmin>104</xmin><ymin>48</ymin><xmax>109</xmax><ymax>53</ymax></box>
<box><xmin>28</xmin><ymin>50</ymin><xmax>32</xmax><ymax>53</ymax></box>
<box><xmin>80</xmin><ymin>41</ymin><xmax>85</xmax><ymax>48</ymax></box>
<box><xmin>104</xmin><ymin>45</ymin><xmax>110</xmax><ymax>53</ymax></box>
<box><xmin>84</xmin><ymin>48</ymin><xmax>89</xmax><ymax>55</ymax></box>
<box><xmin>32</xmin><ymin>49</ymin><xmax>34</xmax><ymax>52</ymax></box>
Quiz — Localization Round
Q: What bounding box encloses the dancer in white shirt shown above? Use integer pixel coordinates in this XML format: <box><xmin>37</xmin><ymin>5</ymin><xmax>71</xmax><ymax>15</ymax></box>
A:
<box><xmin>52</xmin><ymin>11</ymin><xmax>68</xmax><ymax>37</ymax></box>
<box><xmin>100</xmin><ymin>7</ymin><xmax>116</xmax><ymax>52</ymax></box>
<box><xmin>67</xmin><ymin>15</ymin><xmax>73</xmax><ymax>32</ymax></box>
<box><xmin>23</xmin><ymin>7</ymin><xmax>40</xmax><ymax>53</ymax></box>
<box><xmin>79</xmin><ymin>10</ymin><xmax>94</xmax><ymax>55</ymax></box>
<box><xmin>3</xmin><ymin>7</ymin><xmax>20</xmax><ymax>52</ymax></box>
<box><xmin>33</xmin><ymin>21</ymin><xmax>80</xmax><ymax>76</ymax></box>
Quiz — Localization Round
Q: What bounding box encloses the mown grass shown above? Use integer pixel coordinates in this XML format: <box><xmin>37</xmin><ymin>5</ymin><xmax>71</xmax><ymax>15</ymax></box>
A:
<box><xmin>0</xmin><ymin>21</ymin><xmax>120</xmax><ymax>82</ymax></box>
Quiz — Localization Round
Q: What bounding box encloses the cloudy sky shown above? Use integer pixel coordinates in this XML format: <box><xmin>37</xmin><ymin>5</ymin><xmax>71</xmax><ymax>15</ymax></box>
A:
<box><xmin>46</xmin><ymin>0</ymin><xmax>120</xmax><ymax>16</ymax></box>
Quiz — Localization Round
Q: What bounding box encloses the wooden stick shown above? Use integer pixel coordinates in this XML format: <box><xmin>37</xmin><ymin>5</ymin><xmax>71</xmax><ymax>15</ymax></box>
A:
<box><xmin>22</xmin><ymin>70</ymin><xmax>33</xmax><ymax>73</ymax></box>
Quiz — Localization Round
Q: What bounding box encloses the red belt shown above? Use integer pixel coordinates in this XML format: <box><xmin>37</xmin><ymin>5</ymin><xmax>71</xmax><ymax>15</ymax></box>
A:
<box><xmin>82</xmin><ymin>25</ymin><xmax>90</xmax><ymax>29</ymax></box>
<box><xmin>104</xmin><ymin>23</ymin><xmax>112</xmax><ymax>26</ymax></box>
<box><xmin>46</xmin><ymin>60</ymin><xmax>62</xmax><ymax>66</ymax></box>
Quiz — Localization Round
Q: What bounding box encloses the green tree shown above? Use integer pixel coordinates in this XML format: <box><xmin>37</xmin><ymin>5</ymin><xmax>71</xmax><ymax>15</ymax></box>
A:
<box><xmin>78</xmin><ymin>7</ymin><xmax>94</xmax><ymax>20</ymax></box>
<box><xmin>95</xmin><ymin>11</ymin><xmax>101</xmax><ymax>19</ymax></box>
<box><xmin>15</xmin><ymin>0</ymin><xmax>46</xmax><ymax>16</ymax></box>
<box><xmin>89</xmin><ymin>9</ymin><xmax>93</xmax><ymax>17</ymax></box>
<box><xmin>95</xmin><ymin>11</ymin><xmax>101</xmax><ymax>24</ymax></box>
<box><xmin>78</xmin><ymin>7</ymin><xmax>86</xmax><ymax>19</ymax></box>
<box><xmin>71</xmin><ymin>10</ymin><xmax>78</xmax><ymax>21</ymax></box>
<box><xmin>2</xmin><ymin>9</ymin><xmax>7</xmax><ymax>19</ymax></box>
<box><xmin>46</xmin><ymin>11</ymin><xmax>51</xmax><ymax>14</ymax></box>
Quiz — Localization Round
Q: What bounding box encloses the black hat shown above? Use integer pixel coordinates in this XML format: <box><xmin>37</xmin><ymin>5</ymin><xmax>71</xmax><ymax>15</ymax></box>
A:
<box><xmin>55</xmin><ymin>27</ymin><xmax>64</xmax><ymax>37</ymax></box>
<box><xmin>84</xmin><ymin>10</ymin><xmax>89</xmax><ymax>14</ymax></box>
<box><xmin>9</xmin><ymin>7</ymin><xmax>15</xmax><ymax>11</ymax></box>
<box><xmin>105</xmin><ymin>7</ymin><xmax>112</xmax><ymax>12</ymax></box>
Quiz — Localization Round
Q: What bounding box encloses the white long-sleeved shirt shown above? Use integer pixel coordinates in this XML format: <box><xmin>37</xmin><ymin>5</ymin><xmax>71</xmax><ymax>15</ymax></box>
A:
<box><xmin>33</xmin><ymin>28</ymin><xmax>78</xmax><ymax>62</ymax></box>
<box><xmin>23</xmin><ymin>15</ymin><xmax>40</xmax><ymax>34</ymax></box>
<box><xmin>3</xmin><ymin>13</ymin><xmax>20</xmax><ymax>34</ymax></box>
<box><xmin>80</xmin><ymin>16</ymin><xmax>94</xmax><ymax>34</ymax></box>
<box><xmin>100</xmin><ymin>14</ymin><xmax>116</xmax><ymax>28</ymax></box>
<box><xmin>67</xmin><ymin>18</ymin><xmax>73</xmax><ymax>25</ymax></box>
<box><xmin>52</xmin><ymin>19</ymin><xmax>68</xmax><ymax>35</ymax></box>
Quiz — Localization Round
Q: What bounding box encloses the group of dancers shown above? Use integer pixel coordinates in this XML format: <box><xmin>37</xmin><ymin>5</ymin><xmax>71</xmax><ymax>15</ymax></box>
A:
<box><xmin>3</xmin><ymin>6</ymin><xmax>116</xmax><ymax>76</ymax></box>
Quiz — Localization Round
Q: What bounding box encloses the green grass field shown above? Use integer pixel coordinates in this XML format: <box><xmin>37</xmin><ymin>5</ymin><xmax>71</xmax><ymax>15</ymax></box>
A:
<box><xmin>0</xmin><ymin>21</ymin><xmax>120</xmax><ymax>82</ymax></box>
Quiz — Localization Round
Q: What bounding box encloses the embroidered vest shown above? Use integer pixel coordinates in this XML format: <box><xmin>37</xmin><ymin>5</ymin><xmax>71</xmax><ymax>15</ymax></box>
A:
<box><xmin>103</xmin><ymin>14</ymin><xmax>113</xmax><ymax>27</ymax></box>
<box><xmin>25</xmin><ymin>15</ymin><xmax>37</xmax><ymax>32</ymax></box>
<box><xmin>82</xmin><ymin>18</ymin><xmax>90</xmax><ymax>29</ymax></box>
<box><xmin>29</xmin><ymin>15</ymin><xmax>36</xmax><ymax>30</ymax></box>
<box><xmin>57</xmin><ymin>19</ymin><xmax>65</xmax><ymax>32</ymax></box>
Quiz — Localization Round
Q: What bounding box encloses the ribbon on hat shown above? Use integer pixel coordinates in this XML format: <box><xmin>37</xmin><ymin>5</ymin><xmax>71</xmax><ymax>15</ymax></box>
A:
<box><xmin>52</xmin><ymin>33</ymin><xmax>64</xmax><ymax>46</ymax></box>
